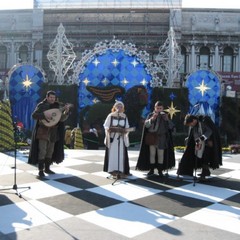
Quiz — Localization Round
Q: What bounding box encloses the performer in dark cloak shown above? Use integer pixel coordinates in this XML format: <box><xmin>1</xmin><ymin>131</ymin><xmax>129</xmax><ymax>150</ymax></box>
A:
<box><xmin>177</xmin><ymin>114</ymin><xmax>222</xmax><ymax>180</ymax></box>
<box><xmin>28</xmin><ymin>90</ymin><xmax>70</xmax><ymax>177</ymax></box>
<box><xmin>136</xmin><ymin>101</ymin><xmax>175</xmax><ymax>176</ymax></box>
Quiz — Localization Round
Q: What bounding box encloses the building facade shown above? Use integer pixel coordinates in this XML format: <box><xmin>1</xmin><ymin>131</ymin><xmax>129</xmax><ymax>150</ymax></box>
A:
<box><xmin>0</xmin><ymin>1</ymin><xmax>239</xmax><ymax>94</ymax></box>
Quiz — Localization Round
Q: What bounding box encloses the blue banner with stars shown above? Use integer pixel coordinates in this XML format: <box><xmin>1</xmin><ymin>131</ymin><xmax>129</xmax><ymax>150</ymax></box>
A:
<box><xmin>78</xmin><ymin>49</ymin><xmax>152</xmax><ymax>116</ymax></box>
<box><xmin>186</xmin><ymin>70</ymin><xmax>221</xmax><ymax>124</ymax></box>
<box><xmin>9</xmin><ymin>64</ymin><xmax>45</xmax><ymax>130</ymax></box>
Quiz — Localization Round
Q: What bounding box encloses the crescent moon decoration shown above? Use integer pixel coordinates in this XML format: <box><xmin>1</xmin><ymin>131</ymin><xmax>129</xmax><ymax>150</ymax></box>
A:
<box><xmin>87</xmin><ymin>86</ymin><xmax>125</xmax><ymax>103</ymax></box>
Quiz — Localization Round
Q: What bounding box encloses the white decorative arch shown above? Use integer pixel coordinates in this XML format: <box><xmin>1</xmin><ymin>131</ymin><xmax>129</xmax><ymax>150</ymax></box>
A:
<box><xmin>71</xmin><ymin>37</ymin><xmax>161</xmax><ymax>87</ymax></box>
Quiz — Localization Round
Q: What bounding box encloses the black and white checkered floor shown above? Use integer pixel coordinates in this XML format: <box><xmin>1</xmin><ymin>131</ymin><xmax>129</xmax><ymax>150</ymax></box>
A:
<box><xmin>0</xmin><ymin>149</ymin><xmax>240</xmax><ymax>240</ymax></box>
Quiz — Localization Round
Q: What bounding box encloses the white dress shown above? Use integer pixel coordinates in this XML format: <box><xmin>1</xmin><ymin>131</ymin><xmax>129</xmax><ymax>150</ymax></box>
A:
<box><xmin>103</xmin><ymin>112</ymin><xmax>130</xmax><ymax>173</ymax></box>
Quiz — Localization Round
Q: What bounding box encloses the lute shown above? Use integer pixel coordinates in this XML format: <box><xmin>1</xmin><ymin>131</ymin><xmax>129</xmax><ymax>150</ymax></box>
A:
<box><xmin>41</xmin><ymin>103</ymin><xmax>73</xmax><ymax>127</ymax></box>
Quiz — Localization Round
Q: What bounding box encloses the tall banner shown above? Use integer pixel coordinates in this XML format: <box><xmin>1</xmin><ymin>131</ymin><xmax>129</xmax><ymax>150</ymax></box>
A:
<box><xmin>8</xmin><ymin>64</ymin><xmax>45</xmax><ymax>130</ymax></box>
<box><xmin>186</xmin><ymin>70</ymin><xmax>221</xmax><ymax>125</ymax></box>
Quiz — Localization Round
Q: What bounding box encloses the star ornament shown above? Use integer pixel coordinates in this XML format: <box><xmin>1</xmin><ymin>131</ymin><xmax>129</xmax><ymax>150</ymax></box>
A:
<box><xmin>112</xmin><ymin>58</ymin><xmax>119</xmax><ymax>67</ymax></box>
<box><xmin>22</xmin><ymin>75</ymin><xmax>32</xmax><ymax>90</ymax></box>
<box><xmin>93</xmin><ymin>58</ymin><xmax>100</xmax><ymax>67</ymax></box>
<box><xmin>165</xmin><ymin>102</ymin><xmax>181</xmax><ymax>119</ymax></box>
<box><xmin>140</xmin><ymin>78</ymin><xmax>147</xmax><ymax>86</ymax></box>
<box><xmin>195</xmin><ymin>79</ymin><xmax>210</xmax><ymax>96</ymax></box>
<box><xmin>93</xmin><ymin>98</ymin><xmax>99</xmax><ymax>104</ymax></box>
<box><xmin>131</xmin><ymin>59</ymin><xmax>139</xmax><ymax>67</ymax></box>
<box><xmin>121</xmin><ymin>77</ymin><xmax>129</xmax><ymax>86</ymax></box>
<box><xmin>83</xmin><ymin>77</ymin><xmax>90</xmax><ymax>86</ymax></box>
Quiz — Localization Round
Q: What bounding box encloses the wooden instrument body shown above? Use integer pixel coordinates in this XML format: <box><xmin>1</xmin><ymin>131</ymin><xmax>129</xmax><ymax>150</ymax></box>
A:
<box><xmin>41</xmin><ymin>108</ymin><xmax>62</xmax><ymax>127</ymax></box>
<box><xmin>41</xmin><ymin>103</ymin><xmax>73</xmax><ymax>127</ymax></box>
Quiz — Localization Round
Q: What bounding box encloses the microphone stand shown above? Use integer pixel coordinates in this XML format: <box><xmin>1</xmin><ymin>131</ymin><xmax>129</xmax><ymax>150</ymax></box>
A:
<box><xmin>163</xmin><ymin>145</ymin><xmax>169</xmax><ymax>184</ymax></box>
<box><xmin>0</xmin><ymin>122</ymin><xmax>31</xmax><ymax>198</ymax></box>
<box><xmin>163</xmin><ymin>122</ymin><xmax>170</xmax><ymax>184</ymax></box>
<box><xmin>193</xmin><ymin>141</ymin><xmax>202</xmax><ymax>186</ymax></box>
<box><xmin>163</xmin><ymin>126</ymin><xmax>174</xmax><ymax>183</ymax></box>
<box><xmin>193</xmin><ymin>155</ymin><xmax>197</xmax><ymax>186</ymax></box>
<box><xmin>112</xmin><ymin>111</ymin><xmax>122</xmax><ymax>185</ymax></box>
<box><xmin>193</xmin><ymin>143</ymin><xmax>199</xmax><ymax>186</ymax></box>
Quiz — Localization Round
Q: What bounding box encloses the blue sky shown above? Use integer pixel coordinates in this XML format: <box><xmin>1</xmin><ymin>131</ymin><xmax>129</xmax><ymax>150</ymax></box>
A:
<box><xmin>0</xmin><ymin>0</ymin><xmax>239</xmax><ymax>10</ymax></box>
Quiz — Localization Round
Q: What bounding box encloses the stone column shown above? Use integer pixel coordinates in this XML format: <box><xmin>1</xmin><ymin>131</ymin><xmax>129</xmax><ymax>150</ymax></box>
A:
<box><xmin>237</xmin><ymin>44</ymin><xmax>240</xmax><ymax>72</ymax></box>
<box><xmin>10</xmin><ymin>38</ymin><xmax>15</xmax><ymax>67</ymax></box>
<box><xmin>214</xmin><ymin>44</ymin><xmax>220</xmax><ymax>71</ymax></box>
<box><xmin>190</xmin><ymin>43</ymin><xmax>196</xmax><ymax>72</ymax></box>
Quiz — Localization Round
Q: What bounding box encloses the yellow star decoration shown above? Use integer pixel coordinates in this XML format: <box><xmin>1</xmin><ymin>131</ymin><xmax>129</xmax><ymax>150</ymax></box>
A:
<box><xmin>93</xmin><ymin>98</ymin><xmax>99</xmax><ymax>104</ymax></box>
<box><xmin>83</xmin><ymin>77</ymin><xmax>90</xmax><ymax>86</ymax></box>
<box><xmin>195</xmin><ymin>79</ymin><xmax>210</xmax><ymax>96</ymax></box>
<box><xmin>22</xmin><ymin>75</ymin><xmax>32</xmax><ymax>90</ymax></box>
<box><xmin>164</xmin><ymin>102</ymin><xmax>181</xmax><ymax>119</ymax></box>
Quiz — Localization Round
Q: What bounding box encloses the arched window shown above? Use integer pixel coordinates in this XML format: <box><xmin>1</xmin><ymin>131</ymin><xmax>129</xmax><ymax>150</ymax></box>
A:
<box><xmin>0</xmin><ymin>46</ymin><xmax>7</xmax><ymax>70</ymax></box>
<box><xmin>19</xmin><ymin>45</ymin><xmax>28</xmax><ymax>63</ymax></box>
<box><xmin>199</xmin><ymin>46</ymin><xmax>210</xmax><ymax>69</ymax></box>
<box><xmin>34</xmin><ymin>42</ymin><xmax>42</xmax><ymax>65</ymax></box>
<box><xmin>223</xmin><ymin>47</ymin><xmax>233</xmax><ymax>72</ymax></box>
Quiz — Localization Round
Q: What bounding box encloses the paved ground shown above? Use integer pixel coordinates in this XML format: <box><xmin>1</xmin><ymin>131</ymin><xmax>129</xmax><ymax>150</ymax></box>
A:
<box><xmin>0</xmin><ymin>149</ymin><xmax>240</xmax><ymax>240</ymax></box>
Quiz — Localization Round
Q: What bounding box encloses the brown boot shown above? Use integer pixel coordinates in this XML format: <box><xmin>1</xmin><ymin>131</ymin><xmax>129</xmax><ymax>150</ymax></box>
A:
<box><xmin>38</xmin><ymin>170</ymin><xmax>45</xmax><ymax>177</ymax></box>
<box><xmin>44</xmin><ymin>159</ymin><xmax>55</xmax><ymax>174</ymax></box>
<box><xmin>200</xmin><ymin>164</ymin><xmax>211</xmax><ymax>177</ymax></box>
<box><xmin>157</xmin><ymin>164</ymin><xmax>164</xmax><ymax>178</ymax></box>
<box><xmin>147</xmin><ymin>164</ymin><xmax>155</xmax><ymax>176</ymax></box>
<box><xmin>38</xmin><ymin>160</ymin><xmax>45</xmax><ymax>177</ymax></box>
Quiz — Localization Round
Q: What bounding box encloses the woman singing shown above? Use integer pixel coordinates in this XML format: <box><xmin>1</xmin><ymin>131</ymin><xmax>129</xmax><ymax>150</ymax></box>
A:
<box><xmin>103</xmin><ymin>101</ymin><xmax>131</xmax><ymax>179</ymax></box>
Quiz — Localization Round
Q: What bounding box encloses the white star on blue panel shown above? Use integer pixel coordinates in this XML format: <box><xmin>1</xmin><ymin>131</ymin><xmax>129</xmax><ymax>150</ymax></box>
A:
<box><xmin>131</xmin><ymin>59</ymin><xmax>139</xmax><ymax>67</ymax></box>
<box><xmin>101</xmin><ymin>78</ymin><xmax>109</xmax><ymax>86</ymax></box>
<box><xmin>93</xmin><ymin>58</ymin><xmax>100</xmax><ymax>66</ymax></box>
<box><xmin>112</xmin><ymin>58</ymin><xmax>119</xmax><ymax>67</ymax></box>
<box><xmin>121</xmin><ymin>77</ymin><xmax>129</xmax><ymax>86</ymax></box>
<box><xmin>140</xmin><ymin>78</ymin><xmax>147</xmax><ymax>86</ymax></box>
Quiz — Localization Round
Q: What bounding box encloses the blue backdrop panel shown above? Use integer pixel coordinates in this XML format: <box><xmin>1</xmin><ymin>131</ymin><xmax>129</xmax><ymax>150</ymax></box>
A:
<box><xmin>186</xmin><ymin>70</ymin><xmax>221</xmax><ymax>124</ymax></box>
<box><xmin>78</xmin><ymin>49</ymin><xmax>152</xmax><ymax>116</ymax></box>
<box><xmin>9</xmin><ymin>64</ymin><xmax>45</xmax><ymax>130</ymax></box>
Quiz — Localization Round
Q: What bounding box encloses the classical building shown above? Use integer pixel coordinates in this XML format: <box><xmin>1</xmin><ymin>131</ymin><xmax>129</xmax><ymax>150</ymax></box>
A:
<box><xmin>0</xmin><ymin>0</ymin><xmax>239</xmax><ymax>93</ymax></box>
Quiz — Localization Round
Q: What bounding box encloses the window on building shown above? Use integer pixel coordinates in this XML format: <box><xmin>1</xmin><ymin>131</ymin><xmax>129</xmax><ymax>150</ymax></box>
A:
<box><xmin>34</xmin><ymin>42</ymin><xmax>43</xmax><ymax>65</ymax></box>
<box><xmin>19</xmin><ymin>45</ymin><xmax>28</xmax><ymax>63</ymax></box>
<box><xmin>223</xmin><ymin>47</ymin><xmax>233</xmax><ymax>72</ymax></box>
<box><xmin>199</xmin><ymin>46</ymin><xmax>210</xmax><ymax>69</ymax></box>
<box><xmin>0</xmin><ymin>46</ymin><xmax>7</xmax><ymax>70</ymax></box>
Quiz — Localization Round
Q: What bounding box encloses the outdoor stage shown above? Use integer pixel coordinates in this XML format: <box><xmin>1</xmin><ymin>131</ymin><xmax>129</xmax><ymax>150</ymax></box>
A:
<box><xmin>0</xmin><ymin>149</ymin><xmax>240</xmax><ymax>240</ymax></box>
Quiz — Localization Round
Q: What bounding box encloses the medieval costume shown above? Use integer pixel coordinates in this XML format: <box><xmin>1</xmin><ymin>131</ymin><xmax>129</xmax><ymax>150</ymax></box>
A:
<box><xmin>177</xmin><ymin>115</ymin><xmax>222</xmax><ymax>179</ymax></box>
<box><xmin>136</xmin><ymin>101</ymin><xmax>175</xmax><ymax>176</ymax></box>
<box><xmin>103</xmin><ymin>101</ymin><xmax>130</xmax><ymax>178</ymax></box>
<box><xmin>28</xmin><ymin>91</ymin><xmax>69</xmax><ymax>177</ymax></box>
